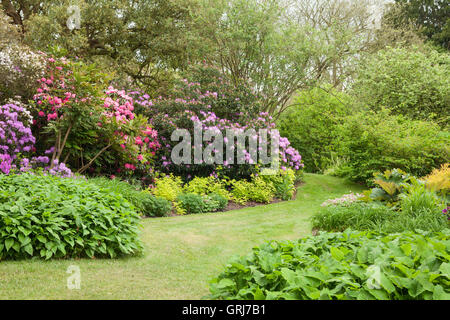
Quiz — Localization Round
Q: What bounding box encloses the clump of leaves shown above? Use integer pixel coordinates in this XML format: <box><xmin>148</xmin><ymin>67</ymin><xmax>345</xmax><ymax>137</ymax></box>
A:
<box><xmin>0</xmin><ymin>173</ymin><xmax>143</xmax><ymax>260</ymax></box>
<box><xmin>423</xmin><ymin>163</ymin><xmax>449</xmax><ymax>203</ymax></box>
<box><xmin>361</xmin><ymin>169</ymin><xmax>412</xmax><ymax>207</ymax></box>
<box><xmin>209</xmin><ymin>230</ymin><xmax>450</xmax><ymax>300</ymax></box>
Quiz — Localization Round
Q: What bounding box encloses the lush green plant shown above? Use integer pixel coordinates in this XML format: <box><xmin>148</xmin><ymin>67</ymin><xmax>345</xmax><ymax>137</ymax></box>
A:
<box><xmin>150</xmin><ymin>174</ymin><xmax>183</xmax><ymax>202</ymax></box>
<box><xmin>0</xmin><ymin>173</ymin><xmax>143</xmax><ymax>260</ymax></box>
<box><xmin>334</xmin><ymin>109</ymin><xmax>449</xmax><ymax>184</ymax></box>
<box><xmin>176</xmin><ymin>192</ymin><xmax>228</xmax><ymax>214</ymax></box>
<box><xmin>399</xmin><ymin>181</ymin><xmax>446</xmax><ymax>216</ymax></box>
<box><xmin>139</xmin><ymin>192</ymin><xmax>173</xmax><ymax>217</ymax></box>
<box><xmin>278</xmin><ymin>86</ymin><xmax>356</xmax><ymax>173</ymax></box>
<box><xmin>206</xmin><ymin>193</ymin><xmax>228</xmax><ymax>212</ymax></box>
<box><xmin>312</xmin><ymin>202</ymin><xmax>397</xmax><ymax>233</ymax></box>
<box><xmin>352</xmin><ymin>46</ymin><xmax>450</xmax><ymax>125</ymax></box>
<box><xmin>261</xmin><ymin>169</ymin><xmax>297</xmax><ymax>201</ymax></box>
<box><xmin>247</xmin><ymin>176</ymin><xmax>276</xmax><ymax>204</ymax></box>
<box><xmin>423</xmin><ymin>163</ymin><xmax>450</xmax><ymax>202</ymax></box>
<box><xmin>361</xmin><ymin>169</ymin><xmax>413</xmax><ymax>207</ymax></box>
<box><xmin>183</xmin><ymin>176</ymin><xmax>231</xmax><ymax>200</ymax></box>
<box><xmin>209</xmin><ymin>229</ymin><xmax>450</xmax><ymax>300</ymax></box>
<box><xmin>176</xmin><ymin>193</ymin><xmax>206</xmax><ymax>214</ymax></box>
<box><xmin>229</xmin><ymin>179</ymin><xmax>252</xmax><ymax>205</ymax></box>
<box><xmin>89</xmin><ymin>177</ymin><xmax>171</xmax><ymax>217</ymax></box>
<box><xmin>230</xmin><ymin>176</ymin><xmax>276</xmax><ymax>204</ymax></box>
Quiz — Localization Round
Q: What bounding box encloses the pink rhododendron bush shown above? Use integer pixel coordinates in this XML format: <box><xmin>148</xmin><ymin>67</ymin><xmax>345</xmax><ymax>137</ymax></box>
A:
<box><xmin>132</xmin><ymin>64</ymin><xmax>304</xmax><ymax>180</ymax></box>
<box><xmin>31</xmin><ymin>53</ymin><xmax>160</xmax><ymax>178</ymax></box>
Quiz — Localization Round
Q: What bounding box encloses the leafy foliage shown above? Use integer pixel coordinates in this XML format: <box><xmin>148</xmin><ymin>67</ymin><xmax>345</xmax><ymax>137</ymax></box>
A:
<box><xmin>312</xmin><ymin>201</ymin><xmax>448</xmax><ymax>234</ymax></box>
<box><xmin>261</xmin><ymin>168</ymin><xmax>297</xmax><ymax>201</ymax></box>
<box><xmin>0</xmin><ymin>173</ymin><xmax>143</xmax><ymax>260</ymax></box>
<box><xmin>278</xmin><ymin>87</ymin><xmax>356</xmax><ymax>173</ymax></box>
<box><xmin>176</xmin><ymin>192</ymin><xmax>228</xmax><ymax>214</ymax></box>
<box><xmin>183</xmin><ymin>176</ymin><xmax>231</xmax><ymax>200</ymax></box>
<box><xmin>333</xmin><ymin>109</ymin><xmax>449</xmax><ymax>184</ymax></box>
<box><xmin>390</xmin><ymin>0</ymin><xmax>450</xmax><ymax>49</ymax></box>
<box><xmin>89</xmin><ymin>177</ymin><xmax>172</xmax><ymax>217</ymax></box>
<box><xmin>209</xmin><ymin>230</ymin><xmax>450</xmax><ymax>300</ymax></box>
<box><xmin>352</xmin><ymin>46</ymin><xmax>450</xmax><ymax>125</ymax></box>
<box><xmin>361</xmin><ymin>169</ymin><xmax>413</xmax><ymax>206</ymax></box>
<box><xmin>423</xmin><ymin>163</ymin><xmax>450</xmax><ymax>197</ymax></box>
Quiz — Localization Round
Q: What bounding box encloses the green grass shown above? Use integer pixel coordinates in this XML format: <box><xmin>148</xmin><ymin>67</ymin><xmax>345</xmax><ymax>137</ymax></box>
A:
<box><xmin>0</xmin><ymin>174</ymin><xmax>364</xmax><ymax>300</ymax></box>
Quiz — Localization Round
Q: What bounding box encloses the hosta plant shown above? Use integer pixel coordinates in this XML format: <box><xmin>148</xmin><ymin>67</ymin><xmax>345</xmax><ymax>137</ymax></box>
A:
<box><xmin>0</xmin><ymin>173</ymin><xmax>143</xmax><ymax>260</ymax></box>
<box><xmin>209</xmin><ymin>230</ymin><xmax>450</xmax><ymax>300</ymax></box>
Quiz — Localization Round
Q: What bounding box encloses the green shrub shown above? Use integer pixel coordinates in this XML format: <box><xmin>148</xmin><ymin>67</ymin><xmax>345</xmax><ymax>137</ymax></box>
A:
<box><xmin>230</xmin><ymin>179</ymin><xmax>252</xmax><ymax>205</ymax></box>
<box><xmin>247</xmin><ymin>177</ymin><xmax>275</xmax><ymax>204</ymax></box>
<box><xmin>176</xmin><ymin>193</ymin><xmax>205</xmax><ymax>214</ymax></box>
<box><xmin>312</xmin><ymin>202</ymin><xmax>396</xmax><ymax>232</ymax></box>
<box><xmin>261</xmin><ymin>169</ymin><xmax>296</xmax><ymax>201</ymax></box>
<box><xmin>183</xmin><ymin>176</ymin><xmax>232</xmax><ymax>200</ymax></box>
<box><xmin>400</xmin><ymin>181</ymin><xmax>446</xmax><ymax>216</ymax></box>
<box><xmin>209</xmin><ymin>230</ymin><xmax>450</xmax><ymax>300</ymax></box>
<box><xmin>0</xmin><ymin>173</ymin><xmax>143</xmax><ymax>260</ymax></box>
<box><xmin>278</xmin><ymin>86</ymin><xmax>356</xmax><ymax>172</ymax></box>
<box><xmin>352</xmin><ymin>46</ymin><xmax>450</xmax><ymax>125</ymax></box>
<box><xmin>334</xmin><ymin>109</ymin><xmax>449</xmax><ymax>184</ymax></box>
<box><xmin>89</xmin><ymin>177</ymin><xmax>171</xmax><ymax>217</ymax></box>
<box><xmin>205</xmin><ymin>193</ymin><xmax>228</xmax><ymax>212</ymax></box>
<box><xmin>139</xmin><ymin>192</ymin><xmax>172</xmax><ymax>217</ymax></box>
<box><xmin>230</xmin><ymin>176</ymin><xmax>276</xmax><ymax>204</ymax></box>
<box><xmin>150</xmin><ymin>174</ymin><xmax>183</xmax><ymax>202</ymax></box>
<box><xmin>177</xmin><ymin>192</ymin><xmax>229</xmax><ymax>214</ymax></box>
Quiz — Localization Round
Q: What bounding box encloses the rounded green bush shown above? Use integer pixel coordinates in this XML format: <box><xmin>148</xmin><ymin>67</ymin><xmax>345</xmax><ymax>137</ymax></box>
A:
<box><xmin>0</xmin><ymin>173</ymin><xmax>143</xmax><ymax>260</ymax></box>
<box><xmin>209</xmin><ymin>230</ymin><xmax>450</xmax><ymax>300</ymax></box>
<box><xmin>140</xmin><ymin>193</ymin><xmax>172</xmax><ymax>217</ymax></box>
<box><xmin>207</xmin><ymin>193</ymin><xmax>228</xmax><ymax>211</ymax></box>
<box><xmin>176</xmin><ymin>193</ymin><xmax>205</xmax><ymax>214</ymax></box>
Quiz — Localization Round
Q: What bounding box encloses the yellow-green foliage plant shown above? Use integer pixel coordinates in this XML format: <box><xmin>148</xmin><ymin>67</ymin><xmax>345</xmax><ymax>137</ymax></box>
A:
<box><xmin>149</xmin><ymin>174</ymin><xmax>185</xmax><ymax>215</ymax></box>
<box><xmin>423</xmin><ymin>163</ymin><xmax>449</xmax><ymax>194</ymax></box>
<box><xmin>150</xmin><ymin>174</ymin><xmax>183</xmax><ymax>201</ymax></box>
<box><xmin>183</xmin><ymin>176</ymin><xmax>232</xmax><ymax>200</ymax></box>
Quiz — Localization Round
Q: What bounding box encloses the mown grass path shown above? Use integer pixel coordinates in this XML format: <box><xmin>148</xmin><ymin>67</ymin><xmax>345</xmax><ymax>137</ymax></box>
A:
<box><xmin>0</xmin><ymin>174</ymin><xmax>364</xmax><ymax>299</ymax></box>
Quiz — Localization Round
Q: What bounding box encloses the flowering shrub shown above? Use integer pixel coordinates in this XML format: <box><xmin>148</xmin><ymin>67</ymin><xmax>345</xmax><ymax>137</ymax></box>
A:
<box><xmin>0</xmin><ymin>104</ymin><xmax>36</xmax><ymax>173</ymax></box>
<box><xmin>0</xmin><ymin>25</ymin><xmax>45</xmax><ymax>103</ymax></box>
<box><xmin>133</xmin><ymin>63</ymin><xmax>262</xmax><ymax>121</ymax></box>
<box><xmin>0</xmin><ymin>103</ymin><xmax>73</xmax><ymax>178</ymax></box>
<box><xmin>321</xmin><ymin>192</ymin><xmax>363</xmax><ymax>207</ymax></box>
<box><xmin>131</xmin><ymin>64</ymin><xmax>304</xmax><ymax>180</ymax></box>
<box><xmin>141</xmin><ymin>107</ymin><xmax>303</xmax><ymax>180</ymax></box>
<box><xmin>31</xmin><ymin>53</ymin><xmax>160</xmax><ymax>178</ymax></box>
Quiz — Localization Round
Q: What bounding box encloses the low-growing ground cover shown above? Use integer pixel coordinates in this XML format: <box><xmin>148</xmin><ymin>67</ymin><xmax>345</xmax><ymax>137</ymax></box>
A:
<box><xmin>209</xmin><ymin>230</ymin><xmax>450</xmax><ymax>300</ymax></box>
<box><xmin>0</xmin><ymin>174</ymin><xmax>363</xmax><ymax>299</ymax></box>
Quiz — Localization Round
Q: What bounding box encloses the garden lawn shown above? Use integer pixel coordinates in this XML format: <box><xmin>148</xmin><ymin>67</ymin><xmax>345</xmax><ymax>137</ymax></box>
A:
<box><xmin>0</xmin><ymin>174</ymin><xmax>363</xmax><ymax>299</ymax></box>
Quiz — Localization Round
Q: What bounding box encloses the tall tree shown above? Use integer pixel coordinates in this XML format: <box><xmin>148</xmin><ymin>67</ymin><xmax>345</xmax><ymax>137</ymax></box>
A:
<box><xmin>391</xmin><ymin>0</ymin><xmax>450</xmax><ymax>49</ymax></box>
<box><xmin>1</xmin><ymin>0</ymin><xmax>202</xmax><ymax>93</ymax></box>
